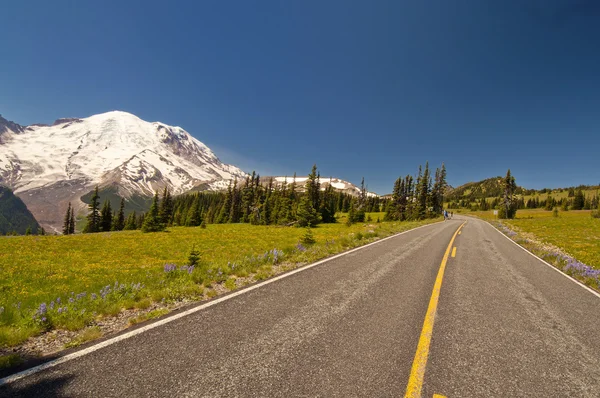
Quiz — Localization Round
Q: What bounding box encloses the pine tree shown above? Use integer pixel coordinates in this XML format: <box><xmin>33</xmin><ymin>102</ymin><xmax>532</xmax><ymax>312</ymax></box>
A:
<box><xmin>217</xmin><ymin>180</ymin><xmax>233</xmax><ymax>223</ymax></box>
<box><xmin>306</xmin><ymin>165</ymin><xmax>321</xmax><ymax>212</ymax></box>
<box><xmin>297</xmin><ymin>194</ymin><xmax>320</xmax><ymax>227</ymax></box>
<box><xmin>142</xmin><ymin>192</ymin><xmax>166</xmax><ymax>232</ymax></box>
<box><xmin>100</xmin><ymin>199</ymin><xmax>113</xmax><ymax>232</ymax></box>
<box><xmin>228</xmin><ymin>178</ymin><xmax>242</xmax><ymax>223</ymax></box>
<box><xmin>83</xmin><ymin>186</ymin><xmax>101</xmax><ymax>233</ymax></box>
<box><xmin>69</xmin><ymin>207</ymin><xmax>76</xmax><ymax>234</ymax></box>
<box><xmin>499</xmin><ymin>169</ymin><xmax>517</xmax><ymax>219</ymax></box>
<box><xmin>159</xmin><ymin>187</ymin><xmax>174</xmax><ymax>226</ymax></box>
<box><xmin>25</xmin><ymin>226</ymin><xmax>32</xmax><ymax>236</ymax></box>
<box><xmin>124</xmin><ymin>211</ymin><xmax>137</xmax><ymax>230</ymax></box>
<box><xmin>186</xmin><ymin>194</ymin><xmax>202</xmax><ymax>226</ymax></box>
<box><xmin>572</xmin><ymin>190</ymin><xmax>585</xmax><ymax>210</ymax></box>
<box><xmin>113</xmin><ymin>198</ymin><xmax>126</xmax><ymax>231</ymax></box>
<box><xmin>63</xmin><ymin>202</ymin><xmax>72</xmax><ymax>235</ymax></box>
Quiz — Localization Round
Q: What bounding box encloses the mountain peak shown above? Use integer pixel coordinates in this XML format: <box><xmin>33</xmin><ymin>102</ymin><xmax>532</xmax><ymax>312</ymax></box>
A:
<box><xmin>0</xmin><ymin>111</ymin><xmax>247</xmax><ymax>231</ymax></box>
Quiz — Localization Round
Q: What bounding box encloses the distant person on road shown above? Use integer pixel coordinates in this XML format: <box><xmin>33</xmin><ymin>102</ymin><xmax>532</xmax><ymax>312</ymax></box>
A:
<box><xmin>443</xmin><ymin>210</ymin><xmax>448</xmax><ymax>221</ymax></box>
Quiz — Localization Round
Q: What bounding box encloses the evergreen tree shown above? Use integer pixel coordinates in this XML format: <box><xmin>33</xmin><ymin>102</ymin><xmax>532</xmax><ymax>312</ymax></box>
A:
<box><xmin>25</xmin><ymin>226</ymin><xmax>32</xmax><ymax>235</ymax></box>
<box><xmin>297</xmin><ymin>194</ymin><xmax>320</xmax><ymax>227</ymax></box>
<box><xmin>159</xmin><ymin>187</ymin><xmax>174</xmax><ymax>225</ymax></box>
<box><xmin>306</xmin><ymin>165</ymin><xmax>321</xmax><ymax>212</ymax></box>
<box><xmin>142</xmin><ymin>192</ymin><xmax>166</xmax><ymax>232</ymax></box>
<box><xmin>83</xmin><ymin>186</ymin><xmax>101</xmax><ymax>233</ymax></box>
<box><xmin>572</xmin><ymin>189</ymin><xmax>585</xmax><ymax>210</ymax></box>
<box><xmin>69</xmin><ymin>208</ymin><xmax>76</xmax><ymax>234</ymax></box>
<box><xmin>217</xmin><ymin>180</ymin><xmax>233</xmax><ymax>223</ymax></box>
<box><xmin>499</xmin><ymin>169</ymin><xmax>517</xmax><ymax>219</ymax></box>
<box><xmin>113</xmin><ymin>198</ymin><xmax>126</xmax><ymax>231</ymax></box>
<box><xmin>100</xmin><ymin>199</ymin><xmax>113</xmax><ymax>232</ymax></box>
<box><xmin>124</xmin><ymin>211</ymin><xmax>137</xmax><ymax>230</ymax></box>
<box><xmin>228</xmin><ymin>178</ymin><xmax>242</xmax><ymax>223</ymax></box>
<box><xmin>186</xmin><ymin>194</ymin><xmax>202</xmax><ymax>226</ymax></box>
<box><xmin>63</xmin><ymin>202</ymin><xmax>72</xmax><ymax>235</ymax></box>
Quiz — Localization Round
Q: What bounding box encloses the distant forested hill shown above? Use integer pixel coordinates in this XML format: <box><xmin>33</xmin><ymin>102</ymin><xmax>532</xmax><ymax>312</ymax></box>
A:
<box><xmin>0</xmin><ymin>186</ymin><xmax>41</xmax><ymax>235</ymax></box>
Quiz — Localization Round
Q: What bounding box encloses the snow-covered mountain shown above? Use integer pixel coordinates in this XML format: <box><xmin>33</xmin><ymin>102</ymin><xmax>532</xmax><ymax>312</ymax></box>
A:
<box><xmin>267</xmin><ymin>176</ymin><xmax>379</xmax><ymax>197</ymax></box>
<box><xmin>0</xmin><ymin>111</ymin><xmax>247</xmax><ymax>231</ymax></box>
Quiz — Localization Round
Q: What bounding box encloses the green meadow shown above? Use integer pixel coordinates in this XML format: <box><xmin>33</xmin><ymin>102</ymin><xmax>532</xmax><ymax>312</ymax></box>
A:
<box><xmin>468</xmin><ymin>209</ymin><xmax>600</xmax><ymax>269</ymax></box>
<box><xmin>464</xmin><ymin>209</ymin><xmax>600</xmax><ymax>293</ymax></box>
<box><xmin>0</xmin><ymin>213</ymin><xmax>439</xmax><ymax>348</ymax></box>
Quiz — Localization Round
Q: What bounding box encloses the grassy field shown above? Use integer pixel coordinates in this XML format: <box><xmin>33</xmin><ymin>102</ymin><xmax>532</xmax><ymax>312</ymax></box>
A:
<box><xmin>466</xmin><ymin>209</ymin><xmax>600</xmax><ymax>289</ymax></box>
<box><xmin>0</xmin><ymin>213</ymin><xmax>439</xmax><ymax>349</ymax></box>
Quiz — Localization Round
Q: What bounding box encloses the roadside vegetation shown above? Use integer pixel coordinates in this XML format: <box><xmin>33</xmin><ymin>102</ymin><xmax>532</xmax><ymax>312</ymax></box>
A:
<box><xmin>465</xmin><ymin>209</ymin><xmax>600</xmax><ymax>291</ymax></box>
<box><xmin>0</xmin><ymin>214</ymin><xmax>440</xmax><ymax>352</ymax></box>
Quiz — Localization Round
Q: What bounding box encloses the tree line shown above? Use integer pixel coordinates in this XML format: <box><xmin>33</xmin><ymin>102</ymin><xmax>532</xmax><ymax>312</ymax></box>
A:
<box><xmin>74</xmin><ymin>165</ymin><xmax>388</xmax><ymax>234</ymax></box>
<box><xmin>384</xmin><ymin>162</ymin><xmax>447</xmax><ymax>221</ymax></box>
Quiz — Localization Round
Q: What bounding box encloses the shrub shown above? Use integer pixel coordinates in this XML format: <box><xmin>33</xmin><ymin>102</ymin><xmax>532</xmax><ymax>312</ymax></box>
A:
<box><xmin>301</xmin><ymin>226</ymin><xmax>316</xmax><ymax>245</ymax></box>
<box><xmin>188</xmin><ymin>245</ymin><xmax>200</xmax><ymax>266</ymax></box>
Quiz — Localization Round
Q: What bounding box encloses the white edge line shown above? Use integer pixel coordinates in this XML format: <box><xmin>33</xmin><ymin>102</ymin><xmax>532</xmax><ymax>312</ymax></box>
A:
<box><xmin>472</xmin><ymin>216</ymin><xmax>600</xmax><ymax>300</ymax></box>
<box><xmin>0</xmin><ymin>220</ymin><xmax>444</xmax><ymax>386</ymax></box>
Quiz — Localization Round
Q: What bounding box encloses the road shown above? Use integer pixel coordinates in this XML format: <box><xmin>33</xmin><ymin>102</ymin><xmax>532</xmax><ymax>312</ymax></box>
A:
<box><xmin>1</xmin><ymin>216</ymin><xmax>600</xmax><ymax>397</ymax></box>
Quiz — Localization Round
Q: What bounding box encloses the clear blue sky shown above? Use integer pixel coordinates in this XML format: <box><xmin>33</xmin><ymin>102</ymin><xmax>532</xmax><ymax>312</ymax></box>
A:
<box><xmin>2</xmin><ymin>0</ymin><xmax>600</xmax><ymax>194</ymax></box>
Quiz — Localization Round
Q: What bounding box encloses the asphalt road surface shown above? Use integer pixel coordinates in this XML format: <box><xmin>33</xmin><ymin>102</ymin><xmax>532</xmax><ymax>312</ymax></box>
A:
<box><xmin>2</xmin><ymin>216</ymin><xmax>599</xmax><ymax>397</ymax></box>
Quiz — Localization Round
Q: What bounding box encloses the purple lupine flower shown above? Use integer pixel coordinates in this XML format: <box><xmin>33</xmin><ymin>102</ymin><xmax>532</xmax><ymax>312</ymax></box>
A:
<box><xmin>56</xmin><ymin>297</ymin><xmax>61</xmax><ymax>304</ymax></box>
<box><xmin>164</xmin><ymin>263</ymin><xmax>177</xmax><ymax>272</ymax></box>
<box><xmin>38</xmin><ymin>303</ymin><xmax>47</xmax><ymax>315</ymax></box>
<box><xmin>188</xmin><ymin>266</ymin><xmax>194</xmax><ymax>274</ymax></box>
<box><xmin>69</xmin><ymin>298</ymin><xmax>74</xmax><ymax>303</ymax></box>
<box><xmin>296</xmin><ymin>243</ymin><xmax>306</xmax><ymax>252</ymax></box>
<box><xmin>41</xmin><ymin>317</ymin><xmax>47</xmax><ymax>322</ymax></box>
<box><xmin>91</xmin><ymin>293</ymin><xmax>97</xmax><ymax>300</ymax></box>
<box><xmin>57</xmin><ymin>307</ymin><xmax>63</xmax><ymax>314</ymax></box>
<box><xmin>49</xmin><ymin>301</ymin><xmax>55</xmax><ymax>310</ymax></box>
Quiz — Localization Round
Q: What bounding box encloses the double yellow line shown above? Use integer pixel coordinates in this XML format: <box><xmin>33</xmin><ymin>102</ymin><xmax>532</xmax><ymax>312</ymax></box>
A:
<box><xmin>404</xmin><ymin>222</ymin><xmax>466</xmax><ymax>398</ymax></box>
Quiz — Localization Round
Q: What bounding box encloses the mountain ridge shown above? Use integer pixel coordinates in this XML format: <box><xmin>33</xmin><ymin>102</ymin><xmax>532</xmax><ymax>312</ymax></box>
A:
<box><xmin>0</xmin><ymin>111</ymin><xmax>247</xmax><ymax>232</ymax></box>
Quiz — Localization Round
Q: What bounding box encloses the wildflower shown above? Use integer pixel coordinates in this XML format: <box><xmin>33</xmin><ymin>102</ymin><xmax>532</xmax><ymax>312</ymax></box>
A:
<box><xmin>41</xmin><ymin>317</ymin><xmax>47</xmax><ymax>323</ymax></box>
<box><xmin>296</xmin><ymin>243</ymin><xmax>307</xmax><ymax>252</ymax></box>
<box><xmin>164</xmin><ymin>263</ymin><xmax>177</xmax><ymax>273</ymax></box>
<box><xmin>91</xmin><ymin>293</ymin><xmax>98</xmax><ymax>300</ymax></box>
<box><xmin>49</xmin><ymin>301</ymin><xmax>55</xmax><ymax>310</ymax></box>
<box><xmin>57</xmin><ymin>307</ymin><xmax>63</xmax><ymax>314</ymax></box>
<box><xmin>188</xmin><ymin>266</ymin><xmax>194</xmax><ymax>274</ymax></box>
<box><xmin>69</xmin><ymin>298</ymin><xmax>75</xmax><ymax>303</ymax></box>
<box><xmin>38</xmin><ymin>303</ymin><xmax>47</xmax><ymax>315</ymax></box>
<box><xmin>56</xmin><ymin>297</ymin><xmax>61</xmax><ymax>304</ymax></box>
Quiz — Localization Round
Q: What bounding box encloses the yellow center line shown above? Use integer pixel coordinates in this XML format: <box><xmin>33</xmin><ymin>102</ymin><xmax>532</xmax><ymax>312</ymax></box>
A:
<box><xmin>458</xmin><ymin>231</ymin><xmax>461</xmax><ymax>235</ymax></box>
<box><xmin>451</xmin><ymin>247</ymin><xmax>457</xmax><ymax>258</ymax></box>
<box><xmin>433</xmin><ymin>394</ymin><xmax>447</xmax><ymax>398</ymax></box>
<box><xmin>404</xmin><ymin>222</ymin><xmax>466</xmax><ymax>398</ymax></box>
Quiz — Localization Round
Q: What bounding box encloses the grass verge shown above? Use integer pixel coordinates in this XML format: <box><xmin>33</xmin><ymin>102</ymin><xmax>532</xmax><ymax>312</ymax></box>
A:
<box><xmin>467</xmin><ymin>209</ymin><xmax>600</xmax><ymax>291</ymax></box>
<box><xmin>0</xmin><ymin>214</ymin><xmax>440</xmax><ymax>350</ymax></box>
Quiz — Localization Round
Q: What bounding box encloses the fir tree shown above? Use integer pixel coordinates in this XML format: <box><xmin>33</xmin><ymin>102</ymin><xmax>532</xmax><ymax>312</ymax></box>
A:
<box><xmin>217</xmin><ymin>180</ymin><xmax>233</xmax><ymax>223</ymax></box>
<box><xmin>25</xmin><ymin>226</ymin><xmax>32</xmax><ymax>236</ymax></box>
<box><xmin>306</xmin><ymin>165</ymin><xmax>321</xmax><ymax>212</ymax></box>
<box><xmin>113</xmin><ymin>198</ymin><xmax>126</xmax><ymax>231</ymax></box>
<box><xmin>297</xmin><ymin>194</ymin><xmax>320</xmax><ymax>227</ymax></box>
<box><xmin>572</xmin><ymin>189</ymin><xmax>585</xmax><ymax>210</ymax></box>
<box><xmin>83</xmin><ymin>186</ymin><xmax>101</xmax><ymax>233</ymax></box>
<box><xmin>100</xmin><ymin>199</ymin><xmax>113</xmax><ymax>232</ymax></box>
<box><xmin>69</xmin><ymin>207</ymin><xmax>75</xmax><ymax>233</ymax></box>
<box><xmin>499</xmin><ymin>169</ymin><xmax>517</xmax><ymax>219</ymax></box>
<box><xmin>159</xmin><ymin>187</ymin><xmax>174</xmax><ymax>226</ymax></box>
<box><xmin>63</xmin><ymin>202</ymin><xmax>72</xmax><ymax>235</ymax></box>
<box><xmin>124</xmin><ymin>211</ymin><xmax>137</xmax><ymax>230</ymax></box>
<box><xmin>142</xmin><ymin>192</ymin><xmax>166</xmax><ymax>232</ymax></box>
